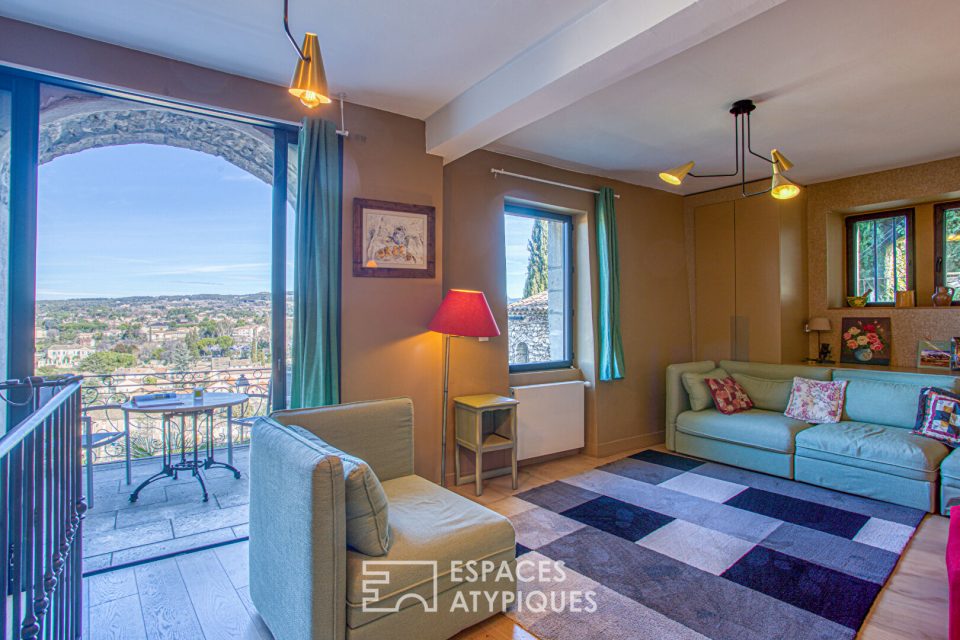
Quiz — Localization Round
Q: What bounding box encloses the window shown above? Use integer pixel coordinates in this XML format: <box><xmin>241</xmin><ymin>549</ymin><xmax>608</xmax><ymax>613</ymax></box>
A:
<box><xmin>504</xmin><ymin>204</ymin><xmax>573</xmax><ymax>371</ymax></box>
<box><xmin>934</xmin><ymin>200</ymin><xmax>960</xmax><ymax>304</ymax></box>
<box><xmin>845</xmin><ymin>209</ymin><xmax>915</xmax><ymax>305</ymax></box>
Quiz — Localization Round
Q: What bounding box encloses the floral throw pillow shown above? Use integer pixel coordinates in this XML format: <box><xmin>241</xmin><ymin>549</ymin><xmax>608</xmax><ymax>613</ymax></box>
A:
<box><xmin>784</xmin><ymin>377</ymin><xmax>848</xmax><ymax>424</ymax></box>
<box><xmin>705</xmin><ymin>377</ymin><xmax>754</xmax><ymax>415</ymax></box>
<box><xmin>914</xmin><ymin>387</ymin><xmax>960</xmax><ymax>447</ymax></box>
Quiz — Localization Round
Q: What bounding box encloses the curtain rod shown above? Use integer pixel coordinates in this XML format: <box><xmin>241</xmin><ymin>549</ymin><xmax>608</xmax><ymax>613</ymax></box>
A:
<box><xmin>490</xmin><ymin>168</ymin><xmax>620</xmax><ymax>199</ymax></box>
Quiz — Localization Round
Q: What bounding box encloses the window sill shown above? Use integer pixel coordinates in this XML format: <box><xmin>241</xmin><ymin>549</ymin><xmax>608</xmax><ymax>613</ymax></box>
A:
<box><xmin>827</xmin><ymin>306</ymin><xmax>959</xmax><ymax>310</ymax></box>
<box><xmin>508</xmin><ymin>367</ymin><xmax>582</xmax><ymax>387</ymax></box>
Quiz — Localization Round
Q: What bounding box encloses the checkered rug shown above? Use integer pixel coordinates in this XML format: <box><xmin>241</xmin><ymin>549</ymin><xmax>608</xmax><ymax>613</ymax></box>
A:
<box><xmin>508</xmin><ymin>450</ymin><xmax>925</xmax><ymax>640</ymax></box>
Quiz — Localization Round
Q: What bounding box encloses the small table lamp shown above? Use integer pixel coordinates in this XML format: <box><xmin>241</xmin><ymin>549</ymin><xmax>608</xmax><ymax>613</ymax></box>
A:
<box><xmin>428</xmin><ymin>290</ymin><xmax>500</xmax><ymax>486</ymax></box>
<box><xmin>805</xmin><ymin>317</ymin><xmax>833</xmax><ymax>363</ymax></box>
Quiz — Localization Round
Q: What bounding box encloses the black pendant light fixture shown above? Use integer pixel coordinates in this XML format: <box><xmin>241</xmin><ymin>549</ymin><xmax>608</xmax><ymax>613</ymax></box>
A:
<box><xmin>659</xmin><ymin>99</ymin><xmax>800</xmax><ymax>199</ymax></box>
<box><xmin>284</xmin><ymin>0</ymin><xmax>331</xmax><ymax>109</ymax></box>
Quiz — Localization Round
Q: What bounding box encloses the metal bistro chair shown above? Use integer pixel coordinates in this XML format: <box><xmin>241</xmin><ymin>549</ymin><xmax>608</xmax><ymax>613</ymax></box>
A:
<box><xmin>227</xmin><ymin>376</ymin><xmax>272</xmax><ymax>464</ymax></box>
<box><xmin>81</xmin><ymin>403</ymin><xmax>132</xmax><ymax>509</ymax></box>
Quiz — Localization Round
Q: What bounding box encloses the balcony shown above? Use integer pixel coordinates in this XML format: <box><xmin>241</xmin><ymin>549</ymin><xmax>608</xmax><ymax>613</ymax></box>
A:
<box><xmin>81</xmin><ymin>367</ymin><xmax>270</xmax><ymax>567</ymax></box>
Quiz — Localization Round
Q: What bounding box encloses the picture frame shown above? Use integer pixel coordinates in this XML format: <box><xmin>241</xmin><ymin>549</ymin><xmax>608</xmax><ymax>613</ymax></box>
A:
<box><xmin>917</xmin><ymin>339</ymin><xmax>952</xmax><ymax>370</ymax></box>
<box><xmin>840</xmin><ymin>317</ymin><xmax>892</xmax><ymax>366</ymax></box>
<box><xmin>352</xmin><ymin>198</ymin><xmax>436</xmax><ymax>278</ymax></box>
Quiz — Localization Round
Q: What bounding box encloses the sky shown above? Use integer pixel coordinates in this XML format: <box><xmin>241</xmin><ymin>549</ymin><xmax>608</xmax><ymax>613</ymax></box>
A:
<box><xmin>36</xmin><ymin>141</ymin><xmax>534</xmax><ymax>302</ymax></box>
<box><xmin>504</xmin><ymin>214</ymin><xmax>535</xmax><ymax>300</ymax></box>
<box><xmin>37</xmin><ymin>144</ymin><xmax>294</xmax><ymax>300</ymax></box>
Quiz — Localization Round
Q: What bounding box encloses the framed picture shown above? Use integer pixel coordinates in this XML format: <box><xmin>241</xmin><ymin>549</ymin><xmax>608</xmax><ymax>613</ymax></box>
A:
<box><xmin>840</xmin><ymin>317</ymin><xmax>891</xmax><ymax>366</ymax></box>
<box><xmin>917</xmin><ymin>339</ymin><xmax>952</xmax><ymax>369</ymax></box>
<box><xmin>352</xmin><ymin>199</ymin><xmax>435</xmax><ymax>278</ymax></box>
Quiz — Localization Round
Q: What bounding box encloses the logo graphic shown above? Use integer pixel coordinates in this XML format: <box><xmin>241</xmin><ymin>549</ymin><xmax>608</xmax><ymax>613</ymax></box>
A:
<box><xmin>361</xmin><ymin>560</ymin><xmax>439</xmax><ymax>613</ymax></box>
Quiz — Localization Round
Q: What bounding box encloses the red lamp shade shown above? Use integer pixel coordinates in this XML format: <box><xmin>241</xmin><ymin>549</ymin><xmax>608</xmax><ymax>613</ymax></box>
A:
<box><xmin>428</xmin><ymin>289</ymin><xmax>500</xmax><ymax>337</ymax></box>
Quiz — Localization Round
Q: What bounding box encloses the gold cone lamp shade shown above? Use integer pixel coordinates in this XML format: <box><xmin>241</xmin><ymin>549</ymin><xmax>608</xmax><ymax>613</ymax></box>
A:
<box><xmin>659</xmin><ymin>161</ymin><xmax>695</xmax><ymax>186</ymax></box>
<box><xmin>289</xmin><ymin>33</ymin><xmax>332</xmax><ymax>108</ymax></box>
<box><xmin>771</xmin><ymin>163</ymin><xmax>800</xmax><ymax>200</ymax></box>
<box><xmin>771</xmin><ymin>148</ymin><xmax>794</xmax><ymax>172</ymax></box>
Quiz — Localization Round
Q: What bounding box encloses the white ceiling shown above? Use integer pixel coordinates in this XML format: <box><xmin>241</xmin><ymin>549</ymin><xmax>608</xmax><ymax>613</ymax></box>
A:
<box><xmin>3</xmin><ymin>0</ymin><xmax>960</xmax><ymax>193</ymax></box>
<box><xmin>488</xmin><ymin>0</ymin><xmax>960</xmax><ymax>192</ymax></box>
<box><xmin>0</xmin><ymin>0</ymin><xmax>606</xmax><ymax>119</ymax></box>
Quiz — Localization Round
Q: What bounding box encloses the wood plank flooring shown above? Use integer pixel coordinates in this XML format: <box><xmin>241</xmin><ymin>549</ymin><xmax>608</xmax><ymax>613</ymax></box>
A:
<box><xmin>83</xmin><ymin>446</ymin><xmax>951</xmax><ymax>640</ymax></box>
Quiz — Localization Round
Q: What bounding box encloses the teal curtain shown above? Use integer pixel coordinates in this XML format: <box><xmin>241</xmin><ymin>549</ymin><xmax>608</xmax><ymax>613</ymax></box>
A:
<box><xmin>290</xmin><ymin>118</ymin><xmax>342</xmax><ymax>408</ymax></box>
<box><xmin>596</xmin><ymin>186</ymin><xmax>625</xmax><ymax>381</ymax></box>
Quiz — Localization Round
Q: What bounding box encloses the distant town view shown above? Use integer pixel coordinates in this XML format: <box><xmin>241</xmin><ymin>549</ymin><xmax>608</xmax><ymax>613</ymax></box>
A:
<box><xmin>35</xmin><ymin>292</ymin><xmax>285</xmax><ymax>377</ymax></box>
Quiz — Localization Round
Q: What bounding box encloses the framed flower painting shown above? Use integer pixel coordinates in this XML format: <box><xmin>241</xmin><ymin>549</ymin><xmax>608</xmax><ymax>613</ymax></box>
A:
<box><xmin>840</xmin><ymin>317</ymin><xmax>891</xmax><ymax>366</ymax></box>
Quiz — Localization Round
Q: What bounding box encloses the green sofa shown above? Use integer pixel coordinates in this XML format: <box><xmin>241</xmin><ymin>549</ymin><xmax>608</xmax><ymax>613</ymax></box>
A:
<box><xmin>666</xmin><ymin>360</ymin><xmax>960</xmax><ymax>513</ymax></box>
<box><xmin>249</xmin><ymin>398</ymin><xmax>517</xmax><ymax>640</ymax></box>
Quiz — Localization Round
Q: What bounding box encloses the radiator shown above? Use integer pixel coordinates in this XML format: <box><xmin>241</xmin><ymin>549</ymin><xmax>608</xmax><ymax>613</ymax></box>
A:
<box><xmin>510</xmin><ymin>380</ymin><xmax>586</xmax><ymax>461</ymax></box>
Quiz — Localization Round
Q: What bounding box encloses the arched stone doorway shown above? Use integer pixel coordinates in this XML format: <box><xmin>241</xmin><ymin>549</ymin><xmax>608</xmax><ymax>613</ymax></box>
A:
<box><xmin>1</xmin><ymin>86</ymin><xmax>297</xmax><ymax>208</ymax></box>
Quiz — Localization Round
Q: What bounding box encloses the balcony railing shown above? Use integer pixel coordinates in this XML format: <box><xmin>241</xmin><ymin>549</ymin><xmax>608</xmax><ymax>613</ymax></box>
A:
<box><xmin>1</xmin><ymin>375</ymin><xmax>85</xmax><ymax>640</ymax></box>
<box><xmin>80</xmin><ymin>367</ymin><xmax>271</xmax><ymax>466</ymax></box>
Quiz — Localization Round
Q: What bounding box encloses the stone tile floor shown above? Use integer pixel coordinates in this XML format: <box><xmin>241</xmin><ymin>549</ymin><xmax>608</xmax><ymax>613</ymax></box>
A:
<box><xmin>83</xmin><ymin>446</ymin><xmax>250</xmax><ymax>569</ymax></box>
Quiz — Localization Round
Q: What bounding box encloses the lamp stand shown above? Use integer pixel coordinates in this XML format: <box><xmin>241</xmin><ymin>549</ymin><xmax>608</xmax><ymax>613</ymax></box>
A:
<box><xmin>440</xmin><ymin>333</ymin><xmax>452</xmax><ymax>487</ymax></box>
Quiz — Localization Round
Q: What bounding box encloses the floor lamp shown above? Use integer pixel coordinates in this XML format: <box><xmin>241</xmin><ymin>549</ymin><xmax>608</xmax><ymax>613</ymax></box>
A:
<box><xmin>428</xmin><ymin>290</ymin><xmax>500</xmax><ymax>487</ymax></box>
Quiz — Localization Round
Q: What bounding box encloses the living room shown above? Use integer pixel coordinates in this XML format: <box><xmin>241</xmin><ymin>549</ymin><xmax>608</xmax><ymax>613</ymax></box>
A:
<box><xmin>0</xmin><ymin>1</ymin><xmax>958</xmax><ymax>639</ymax></box>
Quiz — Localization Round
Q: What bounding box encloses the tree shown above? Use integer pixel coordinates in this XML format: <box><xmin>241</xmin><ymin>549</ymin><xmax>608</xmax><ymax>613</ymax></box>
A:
<box><xmin>523</xmin><ymin>219</ymin><xmax>549</xmax><ymax>298</ymax></box>
<box><xmin>171</xmin><ymin>343</ymin><xmax>193</xmax><ymax>372</ymax></box>
<box><xmin>78</xmin><ymin>351</ymin><xmax>136</xmax><ymax>374</ymax></box>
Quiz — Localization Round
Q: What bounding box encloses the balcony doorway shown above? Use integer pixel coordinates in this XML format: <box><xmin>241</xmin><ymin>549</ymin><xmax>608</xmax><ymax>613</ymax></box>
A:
<box><xmin>26</xmin><ymin>82</ymin><xmax>298</xmax><ymax>567</ymax></box>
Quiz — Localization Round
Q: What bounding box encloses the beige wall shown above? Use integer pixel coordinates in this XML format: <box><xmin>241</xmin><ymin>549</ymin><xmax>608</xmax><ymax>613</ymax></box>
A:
<box><xmin>444</xmin><ymin>150</ymin><xmax>691</xmax><ymax>475</ymax></box>
<box><xmin>0</xmin><ymin>18</ymin><xmax>447</xmax><ymax>479</ymax></box>
<box><xmin>807</xmin><ymin>156</ymin><xmax>960</xmax><ymax>368</ymax></box>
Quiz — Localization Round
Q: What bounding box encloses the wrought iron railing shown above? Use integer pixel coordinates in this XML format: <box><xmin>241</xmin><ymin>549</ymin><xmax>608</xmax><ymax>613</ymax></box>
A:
<box><xmin>80</xmin><ymin>367</ymin><xmax>271</xmax><ymax>465</ymax></box>
<box><xmin>1</xmin><ymin>376</ymin><xmax>85</xmax><ymax>640</ymax></box>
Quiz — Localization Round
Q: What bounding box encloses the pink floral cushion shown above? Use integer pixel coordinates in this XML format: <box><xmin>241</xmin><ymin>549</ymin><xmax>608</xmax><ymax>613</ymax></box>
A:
<box><xmin>784</xmin><ymin>377</ymin><xmax>848</xmax><ymax>424</ymax></box>
<box><xmin>705</xmin><ymin>377</ymin><xmax>754</xmax><ymax>415</ymax></box>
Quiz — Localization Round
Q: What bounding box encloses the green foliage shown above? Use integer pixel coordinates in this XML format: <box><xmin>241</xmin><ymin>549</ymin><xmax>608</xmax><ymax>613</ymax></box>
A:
<box><xmin>852</xmin><ymin>216</ymin><xmax>907</xmax><ymax>303</ymax></box>
<box><xmin>79</xmin><ymin>350</ymin><xmax>136</xmax><ymax>374</ymax></box>
<box><xmin>523</xmin><ymin>219</ymin><xmax>549</xmax><ymax>299</ymax></box>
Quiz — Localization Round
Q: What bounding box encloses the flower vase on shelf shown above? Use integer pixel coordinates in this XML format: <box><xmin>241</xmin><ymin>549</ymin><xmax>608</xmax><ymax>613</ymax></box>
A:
<box><xmin>933</xmin><ymin>286</ymin><xmax>955</xmax><ymax>307</ymax></box>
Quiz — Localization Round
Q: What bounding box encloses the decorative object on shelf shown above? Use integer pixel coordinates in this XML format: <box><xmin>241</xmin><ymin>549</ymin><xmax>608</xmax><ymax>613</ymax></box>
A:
<box><xmin>895</xmin><ymin>290</ymin><xmax>916</xmax><ymax>307</ymax></box>
<box><xmin>846</xmin><ymin>288</ymin><xmax>872</xmax><ymax>307</ymax></box>
<box><xmin>933</xmin><ymin>285</ymin><xmax>956</xmax><ymax>307</ymax></box>
<box><xmin>353</xmin><ymin>198</ymin><xmax>436</xmax><ymax>278</ymax></box>
<box><xmin>803</xmin><ymin>317</ymin><xmax>834</xmax><ymax>364</ymax></box>
<box><xmin>840</xmin><ymin>317</ymin><xmax>891</xmax><ymax>366</ymax></box>
<box><xmin>952</xmin><ymin>337</ymin><xmax>960</xmax><ymax>371</ymax></box>
<box><xmin>428</xmin><ymin>290</ymin><xmax>501</xmax><ymax>486</ymax></box>
<box><xmin>658</xmin><ymin>99</ymin><xmax>800</xmax><ymax>200</ymax></box>
<box><xmin>917</xmin><ymin>339</ymin><xmax>952</xmax><ymax>369</ymax></box>
<box><xmin>284</xmin><ymin>0</ymin><xmax>330</xmax><ymax>108</ymax></box>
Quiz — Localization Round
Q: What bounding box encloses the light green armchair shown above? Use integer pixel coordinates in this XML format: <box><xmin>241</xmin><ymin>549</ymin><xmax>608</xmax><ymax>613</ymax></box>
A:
<box><xmin>249</xmin><ymin>398</ymin><xmax>517</xmax><ymax>640</ymax></box>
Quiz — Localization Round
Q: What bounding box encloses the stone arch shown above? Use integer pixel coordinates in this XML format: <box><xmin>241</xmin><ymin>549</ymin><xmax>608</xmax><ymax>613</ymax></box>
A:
<box><xmin>1</xmin><ymin>89</ymin><xmax>297</xmax><ymax>207</ymax></box>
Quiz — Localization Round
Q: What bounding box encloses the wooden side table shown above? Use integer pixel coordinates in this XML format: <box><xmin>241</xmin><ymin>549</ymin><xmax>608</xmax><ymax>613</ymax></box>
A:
<box><xmin>453</xmin><ymin>394</ymin><xmax>519</xmax><ymax>496</ymax></box>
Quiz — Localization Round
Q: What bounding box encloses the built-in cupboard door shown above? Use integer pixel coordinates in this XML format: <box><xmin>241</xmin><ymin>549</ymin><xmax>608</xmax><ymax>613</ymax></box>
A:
<box><xmin>734</xmin><ymin>196</ymin><xmax>783</xmax><ymax>363</ymax></box>
<box><xmin>694</xmin><ymin>201</ymin><xmax>735</xmax><ymax>362</ymax></box>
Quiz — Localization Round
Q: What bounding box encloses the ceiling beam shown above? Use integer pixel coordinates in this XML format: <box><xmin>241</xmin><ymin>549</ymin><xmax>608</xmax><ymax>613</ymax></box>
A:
<box><xmin>425</xmin><ymin>0</ymin><xmax>787</xmax><ymax>164</ymax></box>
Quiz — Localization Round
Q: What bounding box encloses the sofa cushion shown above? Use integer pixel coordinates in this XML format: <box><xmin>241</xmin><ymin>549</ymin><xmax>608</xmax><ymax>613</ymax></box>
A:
<box><xmin>785</xmin><ymin>377</ymin><xmax>848</xmax><ymax>424</ymax></box>
<box><xmin>682</xmin><ymin>367</ymin><xmax>728</xmax><ymax>411</ymax></box>
<box><xmin>705</xmin><ymin>377</ymin><xmax>754</xmax><ymax>414</ymax></box>
<box><xmin>675</xmin><ymin>409</ymin><xmax>813</xmax><ymax>453</ymax></box>
<box><xmin>915</xmin><ymin>387</ymin><xmax>960</xmax><ymax>446</ymax></box>
<box><xmin>345</xmin><ymin>474</ymin><xmax>515</xmax><ymax>629</ymax></box>
<box><xmin>942</xmin><ymin>448</ymin><xmax>960</xmax><ymax>480</ymax></box>
<box><xmin>720</xmin><ymin>360</ymin><xmax>832</xmax><ymax>382</ymax></box>
<box><xmin>731</xmin><ymin>373</ymin><xmax>793</xmax><ymax>412</ymax></box>
<box><xmin>795</xmin><ymin>421</ymin><xmax>950</xmax><ymax>482</ymax></box>
<box><xmin>836</xmin><ymin>375</ymin><xmax>927</xmax><ymax>429</ymax></box>
<box><xmin>287</xmin><ymin>425</ymin><xmax>392</xmax><ymax>556</ymax></box>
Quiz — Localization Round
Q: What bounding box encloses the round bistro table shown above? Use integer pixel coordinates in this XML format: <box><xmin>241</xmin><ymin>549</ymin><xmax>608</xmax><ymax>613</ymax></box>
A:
<box><xmin>121</xmin><ymin>392</ymin><xmax>248</xmax><ymax>502</ymax></box>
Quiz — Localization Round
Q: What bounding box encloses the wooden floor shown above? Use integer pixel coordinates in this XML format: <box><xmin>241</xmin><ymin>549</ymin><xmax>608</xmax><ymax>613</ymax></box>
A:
<box><xmin>82</xmin><ymin>446</ymin><xmax>950</xmax><ymax>640</ymax></box>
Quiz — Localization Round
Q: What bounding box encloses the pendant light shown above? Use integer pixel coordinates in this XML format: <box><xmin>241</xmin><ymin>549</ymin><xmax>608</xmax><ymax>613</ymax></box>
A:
<box><xmin>284</xmin><ymin>0</ymin><xmax>331</xmax><ymax>108</ymax></box>
<box><xmin>658</xmin><ymin>99</ymin><xmax>800</xmax><ymax>199</ymax></box>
